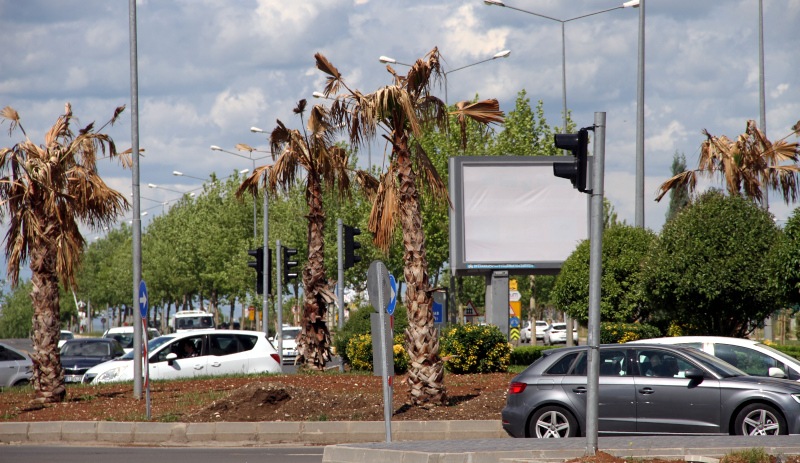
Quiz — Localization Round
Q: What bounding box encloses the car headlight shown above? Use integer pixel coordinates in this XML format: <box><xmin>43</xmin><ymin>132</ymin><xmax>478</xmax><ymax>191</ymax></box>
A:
<box><xmin>792</xmin><ymin>393</ymin><xmax>800</xmax><ymax>404</ymax></box>
<box><xmin>95</xmin><ymin>366</ymin><xmax>126</xmax><ymax>383</ymax></box>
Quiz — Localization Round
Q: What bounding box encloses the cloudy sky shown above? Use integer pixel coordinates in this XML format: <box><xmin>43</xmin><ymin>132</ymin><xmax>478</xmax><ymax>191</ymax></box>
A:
<box><xmin>1</xmin><ymin>0</ymin><xmax>798</xmax><ymax>241</ymax></box>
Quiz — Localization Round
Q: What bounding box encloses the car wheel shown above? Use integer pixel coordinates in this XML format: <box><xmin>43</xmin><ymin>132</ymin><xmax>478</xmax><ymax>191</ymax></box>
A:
<box><xmin>12</xmin><ymin>379</ymin><xmax>29</xmax><ymax>387</ymax></box>
<box><xmin>734</xmin><ymin>403</ymin><xmax>786</xmax><ymax>436</ymax></box>
<box><xmin>528</xmin><ymin>406</ymin><xmax>578</xmax><ymax>438</ymax></box>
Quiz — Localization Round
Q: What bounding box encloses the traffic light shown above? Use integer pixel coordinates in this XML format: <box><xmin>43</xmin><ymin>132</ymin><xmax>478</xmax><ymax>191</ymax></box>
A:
<box><xmin>553</xmin><ymin>127</ymin><xmax>591</xmax><ymax>193</ymax></box>
<box><xmin>248</xmin><ymin>247</ymin><xmax>264</xmax><ymax>294</ymax></box>
<box><xmin>282</xmin><ymin>246</ymin><xmax>299</xmax><ymax>281</ymax></box>
<box><xmin>343</xmin><ymin>225</ymin><xmax>362</xmax><ymax>269</ymax></box>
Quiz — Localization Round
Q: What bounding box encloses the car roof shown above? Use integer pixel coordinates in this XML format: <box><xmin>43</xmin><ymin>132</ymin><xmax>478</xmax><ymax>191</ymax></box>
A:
<box><xmin>629</xmin><ymin>336</ymin><xmax>760</xmax><ymax>346</ymax></box>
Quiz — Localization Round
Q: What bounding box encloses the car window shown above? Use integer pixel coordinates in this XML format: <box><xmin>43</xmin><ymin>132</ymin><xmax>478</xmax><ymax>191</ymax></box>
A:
<box><xmin>209</xmin><ymin>333</ymin><xmax>239</xmax><ymax>356</ymax></box>
<box><xmin>282</xmin><ymin>329</ymin><xmax>300</xmax><ymax>341</ymax></box>
<box><xmin>546</xmin><ymin>352</ymin><xmax>580</xmax><ymax>375</ymax></box>
<box><xmin>237</xmin><ymin>334</ymin><xmax>258</xmax><ymax>351</ymax></box>
<box><xmin>716</xmin><ymin>343</ymin><xmax>780</xmax><ymax>377</ymax></box>
<box><xmin>153</xmin><ymin>335</ymin><xmax>205</xmax><ymax>363</ymax></box>
<box><xmin>0</xmin><ymin>345</ymin><xmax>24</xmax><ymax>361</ymax></box>
<box><xmin>599</xmin><ymin>349</ymin><xmax>627</xmax><ymax>376</ymax></box>
<box><xmin>636</xmin><ymin>350</ymin><xmax>688</xmax><ymax>378</ymax></box>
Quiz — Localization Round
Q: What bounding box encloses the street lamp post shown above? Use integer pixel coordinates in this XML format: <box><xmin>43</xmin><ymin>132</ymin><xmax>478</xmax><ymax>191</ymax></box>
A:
<box><xmin>485</xmin><ymin>0</ymin><xmax>638</xmax><ymax>133</ymax></box>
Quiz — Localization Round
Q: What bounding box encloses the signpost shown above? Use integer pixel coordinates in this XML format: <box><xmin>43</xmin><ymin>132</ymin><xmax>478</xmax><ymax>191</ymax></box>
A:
<box><xmin>367</xmin><ymin>260</ymin><xmax>393</xmax><ymax>443</ymax></box>
<box><xmin>138</xmin><ymin>280</ymin><xmax>151</xmax><ymax>420</ymax></box>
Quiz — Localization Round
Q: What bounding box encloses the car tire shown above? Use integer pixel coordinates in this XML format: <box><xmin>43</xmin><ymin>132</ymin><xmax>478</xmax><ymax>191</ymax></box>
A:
<box><xmin>528</xmin><ymin>406</ymin><xmax>579</xmax><ymax>438</ymax></box>
<box><xmin>734</xmin><ymin>403</ymin><xmax>787</xmax><ymax>436</ymax></box>
<box><xmin>12</xmin><ymin>379</ymin><xmax>29</xmax><ymax>387</ymax></box>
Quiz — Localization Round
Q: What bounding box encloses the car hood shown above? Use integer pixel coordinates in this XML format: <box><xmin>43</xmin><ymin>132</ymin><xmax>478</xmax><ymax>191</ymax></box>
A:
<box><xmin>84</xmin><ymin>357</ymin><xmax>131</xmax><ymax>374</ymax></box>
<box><xmin>60</xmin><ymin>356</ymin><xmax>114</xmax><ymax>369</ymax></box>
<box><xmin>722</xmin><ymin>375</ymin><xmax>800</xmax><ymax>392</ymax></box>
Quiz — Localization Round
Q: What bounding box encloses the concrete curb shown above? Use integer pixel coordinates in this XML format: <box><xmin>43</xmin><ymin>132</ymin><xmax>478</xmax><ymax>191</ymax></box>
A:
<box><xmin>0</xmin><ymin>420</ymin><xmax>506</xmax><ymax>446</ymax></box>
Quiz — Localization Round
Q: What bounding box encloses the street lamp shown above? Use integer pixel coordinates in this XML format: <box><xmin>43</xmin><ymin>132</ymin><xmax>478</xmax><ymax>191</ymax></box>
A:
<box><xmin>484</xmin><ymin>0</ymin><xmax>638</xmax><ymax>133</ymax></box>
<box><xmin>146</xmin><ymin>183</ymin><xmax>188</xmax><ymax>196</ymax></box>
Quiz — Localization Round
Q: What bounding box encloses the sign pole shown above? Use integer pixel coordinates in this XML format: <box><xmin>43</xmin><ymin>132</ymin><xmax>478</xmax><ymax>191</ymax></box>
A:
<box><xmin>138</xmin><ymin>280</ymin><xmax>151</xmax><ymax>419</ymax></box>
<box><xmin>367</xmin><ymin>260</ymin><xmax>393</xmax><ymax>443</ymax></box>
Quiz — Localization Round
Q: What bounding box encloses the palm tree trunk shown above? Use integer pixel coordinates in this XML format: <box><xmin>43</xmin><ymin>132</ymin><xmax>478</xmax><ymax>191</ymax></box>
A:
<box><xmin>298</xmin><ymin>173</ymin><xmax>332</xmax><ymax>370</ymax></box>
<box><xmin>29</xmin><ymin>246</ymin><xmax>66</xmax><ymax>404</ymax></box>
<box><xmin>396</xmin><ymin>144</ymin><xmax>446</xmax><ymax>407</ymax></box>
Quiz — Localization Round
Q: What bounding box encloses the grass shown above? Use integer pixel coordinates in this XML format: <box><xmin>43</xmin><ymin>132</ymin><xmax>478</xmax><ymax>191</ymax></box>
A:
<box><xmin>720</xmin><ymin>448</ymin><xmax>772</xmax><ymax>463</ymax></box>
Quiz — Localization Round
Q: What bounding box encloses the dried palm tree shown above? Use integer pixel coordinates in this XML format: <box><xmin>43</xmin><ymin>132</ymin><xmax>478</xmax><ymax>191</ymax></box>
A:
<box><xmin>315</xmin><ymin>47</ymin><xmax>504</xmax><ymax>406</ymax></box>
<box><xmin>237</xmin><ymin>100</ymin><xmax>374</xmax><ymax>370</ymax></box>
<box><xmin>656</xmin><ymin>120</ymin><xmax>800</xmax><ymax>204</ymax></box>
<box><xmin>0</xmin><ymin>104</ymin><xmax>129</xmax><ymax>404</ymax></box>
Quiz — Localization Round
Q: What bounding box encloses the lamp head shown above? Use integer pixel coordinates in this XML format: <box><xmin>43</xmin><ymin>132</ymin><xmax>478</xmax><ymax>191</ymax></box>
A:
<box><xmin>250</xmin><ymin>127</ymin><xmax>265</xmax><ymax>133</ymax></box>
<box><xmin>312</xmin><ymin>92</ymin><xmax>325</xmax><ymax>99</ymax></box>
<box><xmin>484</xmin><ymin>0</ymin><xmax>505</xmax><ymax>6</ymax></box>
<box><xmin>172</xmin><ymin>171</ymin><xmax>183</xmax><ymax>176</ymax></box>
<box><xmin>623</xmin><ymin>0</ymin><xmax>640</xmax><ymax>7</ymax></box>
<box><xmin>210</xmin><ymin>145</ymin><xmax>222</xmax><ymax>151</ymax></box>
<box><xmin>493</xmin><ymin>50</ymin><xmax>511</xmax><ymax>59</ymax></box>
<box><xmin>379</xmin><ymin>55</ymin><xmax>397</xmax><ymax>64</ymax></box>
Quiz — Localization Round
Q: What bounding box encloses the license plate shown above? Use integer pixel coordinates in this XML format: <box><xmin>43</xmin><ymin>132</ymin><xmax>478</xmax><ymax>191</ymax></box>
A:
<box><xmin>65</xmin><ymin>375</ymin><xmax>83</xmax><ymax>383</ymax></box>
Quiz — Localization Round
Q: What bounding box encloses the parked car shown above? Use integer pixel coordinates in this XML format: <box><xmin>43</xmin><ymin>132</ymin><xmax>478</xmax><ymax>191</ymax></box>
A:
<box><xmin>0</xmin><ymin>342</ymin><xmax>33</xmax><ymax>388</ymax></box>
<box><xmin>58</xmin><ymin>330</ymin><xmax>74</xmax><ymax>349</ymax></box>
<box><xmin>83</xmin><ymin>329</ymin><xmax>281</xmax><ymax>384</ymax></box>
<box><xmin>60</xmin><ymin>338</ymin><xmax>125</xmax><ymax>383</ymax></box>
<box><xmin>273</xmin><ymin>325</ymin><xmax>301</xmax><ymax>365</ymax></box>
<box><xmin>629</xmin><ymin>336</ymin><xmax>800</xmax><ymax>381</ymax></box>
<box><xmin>543</xmin><ymin>322</ymin><xmax>578</xmax><ymax>345</ymax></box>
<box><xmin>502</xmin><ymin>343</ymin><xmax>800</xmax><ymax>438</ymax></box>
<box><xmin>520</xmin><ymin>321</ymin><xmax>550</xmax><ymax>343</ymax></box>
<box><xmin>102</xmin><ymin>326</ymin><xmax>160</xmax><ymax>354</ymax></box>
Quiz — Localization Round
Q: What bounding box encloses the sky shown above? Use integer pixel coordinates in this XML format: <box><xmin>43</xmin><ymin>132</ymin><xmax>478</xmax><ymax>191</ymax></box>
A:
<box><xmin>1</xmin><ymin>0</ymin><xmax>799</xmax><ymax>250</ymax></box>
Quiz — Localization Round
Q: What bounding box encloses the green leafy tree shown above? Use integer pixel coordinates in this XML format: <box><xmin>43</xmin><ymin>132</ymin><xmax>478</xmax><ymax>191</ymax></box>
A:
<box><xmin>666</xmin><ymin>151</ymin><xmax>690</xmax><ymax>222</ymax></box>
<box><xmin>0</xmin><ymin>281</ymin><xmax>34</xmax><ymax>338</ymax></box>
<box><xmin>552</xmin><ymin>224</ymin><xmax>656</xmax><ymax>323</ymax></box>
<box><xmin>770</xmin><ymin>207</ymin><xmax>800</xmax><ymax>307</ymax></box>
<box><xmin>644</xmin><ymin>190</ymin><xmax>784</xmax><ymax>336</ymax></box>
<box><xmin>0</xmin><ymin>104</ymin><xmax>129</xmax><ymax>404</ymax></box>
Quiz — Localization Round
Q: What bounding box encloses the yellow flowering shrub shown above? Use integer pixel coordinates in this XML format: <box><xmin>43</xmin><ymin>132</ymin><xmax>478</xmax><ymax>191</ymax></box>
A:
<box><xmin>440</xmin><ymin>324</ymin><xmax>511</xmax><ymax>374</ymax></box>
<box><xmin>345</xmin><ymin>333</ymin><xmax>410</xmax><ymax>374</ymax></box>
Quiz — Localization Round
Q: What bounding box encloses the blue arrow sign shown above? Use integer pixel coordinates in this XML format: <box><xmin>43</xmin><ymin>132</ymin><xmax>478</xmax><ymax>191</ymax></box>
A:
<box><xmin>387</xmin><ymin>274</ymin><xmax>398</xmax><ymax>315</ymax></box>
<box><xmin>139</xmin><ymin>280</ymin><xmax>148</xmax><ymax>318</ymax></box>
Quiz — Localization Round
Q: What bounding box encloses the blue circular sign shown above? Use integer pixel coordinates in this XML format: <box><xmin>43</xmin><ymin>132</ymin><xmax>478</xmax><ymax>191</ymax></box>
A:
<box><xmin>138</xmin><ymin>280</ymin><xmax>148</xmax><ymax>318</ymax></box>
<box><xmin>509</xmin><ymin>316</ymin><xmax>520</xmax><ymax>328</ymax></box>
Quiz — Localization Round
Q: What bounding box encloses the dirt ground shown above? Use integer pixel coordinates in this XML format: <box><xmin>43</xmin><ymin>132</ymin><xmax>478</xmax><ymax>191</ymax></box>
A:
<box><xmin>0</xmin><ymin>371</ymin><xmax>516</xmax><ymax>423</ymax></box>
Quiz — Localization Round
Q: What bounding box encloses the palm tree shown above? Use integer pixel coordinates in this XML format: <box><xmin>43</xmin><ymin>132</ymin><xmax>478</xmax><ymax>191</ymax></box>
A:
<box><xmin>237</xmin><ymin>100</ymin><xmax>372</xmax><ymax>370</ymax></box>
<box><xmin>656</xmin><ymin>120</ymin><xmax>800</xmax><ymax>204</ymax></box>
<box><xmin>315</xmin><ymin>47</ymin><xmax>504</xmax><ymax>406</ymax></box>
<box><xmin>0</xmin><ymin>104</ymin><xmax>129</xmax><ymax>404</ymax></box>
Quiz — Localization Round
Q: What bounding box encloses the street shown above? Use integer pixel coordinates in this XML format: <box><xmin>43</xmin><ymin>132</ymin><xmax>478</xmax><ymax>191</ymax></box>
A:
<box><xmin>0</xmin><ymin>445</ymin><xmax>324</xmax><ymax>463</ymax></box>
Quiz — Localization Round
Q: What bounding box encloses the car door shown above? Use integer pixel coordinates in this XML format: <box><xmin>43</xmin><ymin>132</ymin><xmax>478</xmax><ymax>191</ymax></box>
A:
<box><xmin>561</xmin><ymin>348</ymin><xmax>637</xmax><ymax>433</ymax></box>
<box><xmin>633</xmin><ymin>348</ymin><xmax>721</xmax><ymax>434</ymax></box>
<box><xmin>207</xmin><ymin>333</ymin><xmax>250</xmax><ymax>375</ymax></box>
<box><xmin>0</xmin><ymin>344</ymin><xmax>23</xmax><ymax>387</ymax></box>
<box><xmin>149</xmin><ymin>335</ymin><xmax>208</xmax><ymax>380</ymax></box>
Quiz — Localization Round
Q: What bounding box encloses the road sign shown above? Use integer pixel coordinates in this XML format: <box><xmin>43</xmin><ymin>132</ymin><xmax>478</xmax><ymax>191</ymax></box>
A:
<box><xmin>138</xmin><ymin>280</ymin><xmax>148</xmax><ymax>318</ymax></box>
<box><xmin>509</xmin><ymin>316</ymin><xmax>520</xmax><ymax>328</ymax></box>
<box><xmin>367</xmin><ymin>261</ymin><xmax>391</xmax><ymax>312</ymax></box>
<box><xmin>510</xmin><ymin>328</ymin><xmax>520</xmax><ymax>341</ymax></box>
<box><xmin>464</xmin><ymin>301</ymin><xmax>478</xmax><ymax>317</ymax></box>
<box><xmin>509</xmin><ymin>290</ymin><xmax>521</xmax><ymax>302</ymax></box>
<box><xmin>387</xmin><ymin>275</ymin><xmax>398</xmax><ymax>315</ymax></box>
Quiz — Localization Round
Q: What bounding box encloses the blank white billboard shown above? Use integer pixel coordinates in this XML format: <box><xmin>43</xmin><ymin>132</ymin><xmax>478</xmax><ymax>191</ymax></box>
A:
<box><xmin>449</xmin><ymin>156</ymin><xmax>588</xmax><ymax>275</ymax></box>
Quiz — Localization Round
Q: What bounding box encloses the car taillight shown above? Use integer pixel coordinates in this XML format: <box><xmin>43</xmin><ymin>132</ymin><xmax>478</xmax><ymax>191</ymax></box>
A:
<box><xmin>508</xmin><ymin>382</ymin><xmax>527</xmax><ymax>394</ymax></box>
<box><xmin>271</xmin><ymin>353</ymin><xmax>280</xmax><ymax>364</ymax></box>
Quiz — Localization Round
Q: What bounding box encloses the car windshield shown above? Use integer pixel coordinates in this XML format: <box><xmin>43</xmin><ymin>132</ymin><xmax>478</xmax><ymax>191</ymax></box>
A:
<box><xmin>682</xmin><ymin>347</ymin><xmax>747</xmax><ymax>378</ymax></box>
<box><xmin>282</xmin><ymin>329</ymin><xmax>300</xmax><ymax>340</ymax></box>
<box><xmin>120</xmin><ymin>336</ymin><xmax>175</xmax><ymax>360</ymax></box>
<box><xmin>62</xmin><ymin>342</ymin><xmax>110</xmax><ymax>357</ymax></box>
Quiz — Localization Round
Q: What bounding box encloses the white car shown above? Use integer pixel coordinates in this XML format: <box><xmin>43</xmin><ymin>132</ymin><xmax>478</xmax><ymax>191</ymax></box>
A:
<box><xmin>83</xmin><ymin>329</ymin><xmax>281</xmax><ymax>384</ymax></box>
<box><xmin>629</xmin><ymin>335</ymin><xmax>800</xmax><ymax>381</ymax></box>
<box><xmin>275</xmin><ymin>326</ymin><xmax>301</xmax><ymax>365</ymax></box>
<box><xmin>58</xmin><ymin>330</ymin><xmax>74</xmax><ymax>349</ymax></box>
<box><xmin>520</xmin><ymin>321</ymin><xmax>550</xmax><ymax>343</ymax></box>
<box><xmin>102</xmin><ymin>326</ymin><xmax>160</xmax><ymax>354</ymax></box>
<box><xmin>543</xmin><ymin>322</ymin><xmax>578</xmax><ymax>345</ymax></box>
<box><xmin>0</xmin><ymin>342</ymin><xmax>33</xmax><ymax>388</ymax></box>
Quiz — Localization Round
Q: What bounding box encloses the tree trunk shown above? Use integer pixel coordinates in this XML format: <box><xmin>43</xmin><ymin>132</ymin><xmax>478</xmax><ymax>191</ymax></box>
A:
<box><xmin>297</xmin><ymin>173</ymin><xmax>332</xmax><ymax>370</ymax></box>
<box><xmin>28</xmin><ymin>246</ymin><xmax>66</xmax><ymax>404</ymax></box>
<box><xmin>396</xmin><ymin>142</ymin><xmax>446</xmax><ymax>407</ymax></box>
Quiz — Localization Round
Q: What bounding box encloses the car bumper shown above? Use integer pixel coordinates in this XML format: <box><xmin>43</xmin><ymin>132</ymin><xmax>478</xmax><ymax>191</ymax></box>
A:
<box><xmin>501</xmin><ymin>404</ymin><xmax>528</xmax><ymax>438</ymax></box>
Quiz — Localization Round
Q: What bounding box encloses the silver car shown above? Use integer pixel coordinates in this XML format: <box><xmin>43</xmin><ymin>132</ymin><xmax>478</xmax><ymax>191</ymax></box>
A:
<box><xmin>0</xmin><ymin>342</ymin><xmax>33</xmax><ymax>388</ymax></box>
<box><xmin>502</xmin><ymin>344</ymin><xmax>800</xmax><ymax>438</ymax></box>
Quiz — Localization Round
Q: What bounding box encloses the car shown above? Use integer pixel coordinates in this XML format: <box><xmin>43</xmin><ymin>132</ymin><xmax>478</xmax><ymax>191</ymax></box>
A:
<box><xmin>58</xmin><ymin>330</ymin><xmax>74</xmax><ymax>349</ymax></box>
<box><xmin>543</xmin><ymin>322</ymin><xmax>578</xmax><ymax>345</ymax></box>
<box><xmin>520</xmin><ymin>321</ymin><xmax>550</xmax><ymax>343</ymax></box>
<box><xmin>102</xmin><ymin>326</ymin><xmax>160</xmax><ymax>354</ymax></box>
<box><xmin>60</xmin><ymin>338</ymin><xmax>126</xmax><ymax>383</ymax></box>
<box><xmin>0</xmin><ymin>342</ymin><xmax>33</xmax><ymax>388</ymax></box>
<box><xmin>629</xmin><ymin>336</ymin><xmax>800</xmax><ymax>381</ymax></box>
<box><xmin>82</xmin><ymin>329</ymin><xmax>281</xmax><ymax>384</ymax></box>
<box><xmin>501</xmin><ymin>343</ymin><xmax>800</xmax><ymax>438</ymax></box>
<box><xmin>275</xmin><ymin>326</ymin><xmax>301</xmax><ymax>365</ymax></box>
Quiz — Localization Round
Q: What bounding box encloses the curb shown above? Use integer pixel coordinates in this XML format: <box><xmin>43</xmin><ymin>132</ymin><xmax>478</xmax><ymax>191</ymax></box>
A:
<box><xmin>0</xmin><ymin>420</ymin><xmax>506</xmax><ymax>446</ymax></box>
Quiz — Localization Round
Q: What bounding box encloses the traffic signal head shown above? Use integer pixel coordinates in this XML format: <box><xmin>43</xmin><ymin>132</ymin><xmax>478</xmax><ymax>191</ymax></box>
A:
<box><xmin>248</xmin><ymin>247</ymin><xmax>264</xmax><ymax>294</ymax></box>
<box><xmin>343</xmin><ymin>225</ymin><xmax>362</xmax><ymax>269</ymax></box>
<box><xmin>282</xmin><ymin>246</ymin><xmax>299</xmax><ymax>281</ymax></box>
<box><xmin>553</xmin><ymin>128</ymin><xmax>591</xmax><ymax>193</ymax></box>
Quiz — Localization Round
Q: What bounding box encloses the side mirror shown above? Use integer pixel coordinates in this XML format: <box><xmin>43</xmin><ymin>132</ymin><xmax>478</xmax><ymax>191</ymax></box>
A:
<box><xmin>768</xmin><ymin>367</ymin><xmax>788</xmax><ymax>379</ymax></box>
<box><xmin>166</xmin><ymin>352</ymin><xmax>178</xmax><ymax>366</ymax></box>
<box><xmin>684</xmin><ymin>368</ymin><xmax>705</xmax><ymax>385</ymax></box>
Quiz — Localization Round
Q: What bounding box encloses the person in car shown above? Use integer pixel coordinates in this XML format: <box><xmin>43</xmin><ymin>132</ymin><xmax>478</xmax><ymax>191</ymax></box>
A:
<box><xmin>181</xmin><ymin>340</ymin><xmax>199</xmax><ymax>358</ymax></box>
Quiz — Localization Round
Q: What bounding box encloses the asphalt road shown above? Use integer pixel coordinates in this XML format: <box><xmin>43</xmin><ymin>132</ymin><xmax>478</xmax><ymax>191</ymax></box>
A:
<box><xmin>0</xmin><ymin>445</ymin><xmax>325</xmax><ymax>463</ymax></box>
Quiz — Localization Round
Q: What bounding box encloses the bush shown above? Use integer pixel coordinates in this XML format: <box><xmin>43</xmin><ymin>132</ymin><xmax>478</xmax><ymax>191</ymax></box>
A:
<box><xmin>600</xmin><ymin>322</ymin><xmax>661</xmax><ymax>343</ymax></box>
<box><xmin>440</xmin><ymin>324</ymin><xmax>511</xmax><ymax>374</ymax></box>
<box><xmin>510</xmin><ymin>345</ymin><xmax>560</xmax><ymax>366</ymax></box>
<box><xmin>333</xmin><ymin>304</ymin><xmax>408</xmax><ymax>366</ymax></box>
<box><xmin>345</xmin><ymin>333</ymin><xmax>410</xmax><ymax>375</ymax></box>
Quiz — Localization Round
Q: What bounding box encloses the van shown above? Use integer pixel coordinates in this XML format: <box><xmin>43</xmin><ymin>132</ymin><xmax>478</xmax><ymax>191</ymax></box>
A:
<box><xmin>102</xmin><ymin>326</ymin><xmax>160</xmax><ymax>354</ymax></box>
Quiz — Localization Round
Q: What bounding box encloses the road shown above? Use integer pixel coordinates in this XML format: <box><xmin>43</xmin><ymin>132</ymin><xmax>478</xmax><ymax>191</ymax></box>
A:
<box><xmin>0</xmin><ymin>445</ymin><xmax>325</xmax><ymax>463</ymax></box>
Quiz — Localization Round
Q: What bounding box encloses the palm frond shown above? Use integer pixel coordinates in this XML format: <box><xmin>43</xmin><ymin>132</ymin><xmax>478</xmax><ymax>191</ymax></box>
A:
<box><xmin>451</xmin><ymin>99</ymin><xmax>505</xmax><ymax>148</ymax></box>
<box><xmin>411</xmin><ymin>141</ymin><xmax>449</xmax><ymax>204</ymax></box>
<box><xmin>314</xmin><ymin>53</ymin><xmax>342</xmax><ymax>97</ymax></box>
<box><xmin>368</xmin><ymin>169</ymin><xmax>398</xmax><ymax>252</ymax></box>
<box><xmin>235</xmin><ymin>143</ymin><xmax>256</xmax><ymax>152</ymax></box>
<box><xmin>655</xmin><ymin>170</ymin><xmax>698</xmax><ymax>202</ymax></box>
<box><xmin>294</xmin><ymin>99</ymin><xmax>307</xmax><ymax>115</ymax></box>
<box><xmin>1</xmin><ymin>106</ymin><xmax>24</xmax><ymax>137</ymax></box>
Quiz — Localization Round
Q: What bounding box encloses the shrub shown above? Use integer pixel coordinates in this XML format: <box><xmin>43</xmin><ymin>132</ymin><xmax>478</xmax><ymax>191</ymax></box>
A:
<box><xmin>600</xmin><ymin>322</ymin><xmax>661</xmax><ymax>343</ymax></box>
<box><xmin>333</xmin><ymin>304</ymin><xmax>408</xmax><ymax>366</ymax></box>
<box><xmin>345</xmin><ymin>332</ymin><xmax>409</xmax><ymax>375</ymax></box>
<box><xmin>510</xmin><ymin>345</ymin><xmax>560</xmax><ymax>366</ymax></box>
<box><xmin>440</xmin><ymin>324</ymin><xmax>511</xmax><ymax>374</ymax></box>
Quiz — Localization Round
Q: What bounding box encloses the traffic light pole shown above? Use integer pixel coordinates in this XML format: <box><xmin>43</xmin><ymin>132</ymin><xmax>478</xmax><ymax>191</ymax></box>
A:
<box><xmin>585</xmin><ymin>111</ymin><xmax>606</xmax><ymax>455</ymax></box>
<box><xmin>337</xmin><ymin>219</ymin><xmax>344</xmax><ymax>329</ymax></box>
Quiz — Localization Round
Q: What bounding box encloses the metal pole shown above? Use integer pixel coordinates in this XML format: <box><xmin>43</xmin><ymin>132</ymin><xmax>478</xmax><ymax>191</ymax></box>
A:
<box><xmin>634</xmin><ymin>0</ymin><xmax>646</xmax><ymax>228</ymax></box>
<box><xmin>337</xmin><ymin>219</ymin><xmax>344</xmax><ymax>330</ymax></box>
<box><xmin>276</xmin><ymin>240</ymin><xmax>283</xmax><ymax>367</ymax></box>
<box><xmin>586</xmin><ymin>112</ymin><xmax>606</xmax><ymax>455</ymax></box>
<box><xmin>561</xmin><ymin>22</ymin><xmax>568</xmax><ymax>132</ymax></box>
<box><xmin>758</xmin><ymin>0</ymin><xmax>768</xmax><ymax>211</ymax></box>
<box><xmin>268</xmin><ymin>186</ymin><xmax>272</xmax><ymax>337</ymax></box>
<box><xmin>377</xmin><ymin>262</ymin><xmax>392</xmax><ymax>443</ymax></box>
<box><xmin>128</xmin><ymin>0</ymin><xmax>143</xmax><ymax>400</ymax></box>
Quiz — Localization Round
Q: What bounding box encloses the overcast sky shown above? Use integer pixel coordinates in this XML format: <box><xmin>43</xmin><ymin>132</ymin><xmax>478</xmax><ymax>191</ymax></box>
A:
<box><xmin>1</xmin><ymin>0</ymin><xmax>798</xmax><ymax>243</ymax></box>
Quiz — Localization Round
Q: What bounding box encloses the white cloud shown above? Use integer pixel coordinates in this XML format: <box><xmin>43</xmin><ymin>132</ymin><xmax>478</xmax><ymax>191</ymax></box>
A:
<box><xmin>209</xmin><ymin>88</ymin><xmax>268</xmax><ymax>132</ymax></box>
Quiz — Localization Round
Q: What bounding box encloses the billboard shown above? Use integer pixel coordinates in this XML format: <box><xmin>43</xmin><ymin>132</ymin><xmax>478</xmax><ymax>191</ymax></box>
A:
<box><xmin>448</xmin><ymin>156</ymin><xmax>588</xmax><ymax>276</ymax></box>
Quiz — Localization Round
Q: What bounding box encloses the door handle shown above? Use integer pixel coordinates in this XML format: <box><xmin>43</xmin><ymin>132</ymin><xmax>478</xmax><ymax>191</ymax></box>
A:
<box><xmin>572</xmin><ymin>387</ymin><xmax>587</xmax><ymax>394</ymax></box>
<box><xmin>638</xmin><ymin>387</ymin><xmax>655</xmax><ymax>394</ymax></box>
<box><xmin>211</xmin><ymin>362</ymin><xmax>221</xmax><ymax>367</ymax></box>
<box><xmin>194</xmin><ymin>365</ymin><xmax>204</xmax><ymax>370</ymax></box>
